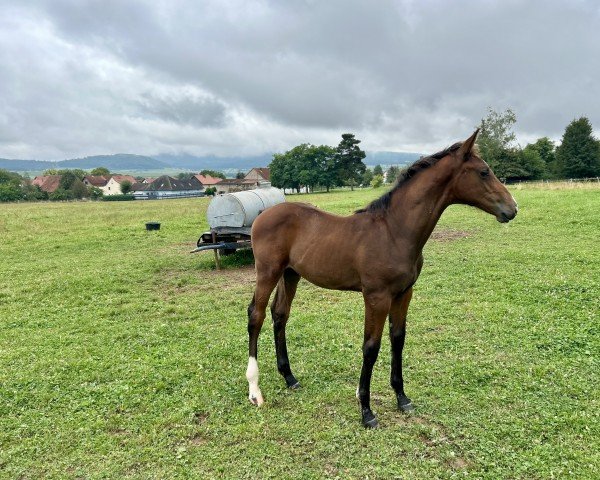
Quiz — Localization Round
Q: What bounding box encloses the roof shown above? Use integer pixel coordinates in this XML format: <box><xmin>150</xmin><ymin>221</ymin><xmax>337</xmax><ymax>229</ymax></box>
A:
<box><xmin>193</xmin><ymin>174</ymin><xmax>222</xmax><ymax>185</ymax></box>
<box><xmin>131</xmin><ymin>182</ymin><xmax>147</xmax><ymax>192</ymax></box>
<box><xmin>217</xmin><ymin>178</ymin><xmax>256</xmax><ymax>185</ymax></box>
<box><xmin>144</xmin><ymin>175</ymin><xmax>203</xmax><ymax>192</ymax></box>
<box><xmin>143</xmin><ymin>177</ymin><xmax>156</xmax><ymax>184</ymax></box>
<box><xmin>109</xmin><ymin>175</ymin><xmax>137</xmax><ymax>184</ymax></box>
<box><xmin>32</xmin><ymin>175</ymin><xmax>62</xmax><ymax>193</ymax></box>
<box><xmin>247</xmin><ymin>167</ymin><xmax>270</xmax><ymax>180</ymax></box>
<box><xmin>83</xmin><ymin>175</ymin><xmax>109</xmax><ymax>187</ymax></box>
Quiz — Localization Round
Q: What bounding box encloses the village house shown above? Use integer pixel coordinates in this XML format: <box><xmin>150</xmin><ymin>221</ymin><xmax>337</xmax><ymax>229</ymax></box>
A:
<box><xmin>132</xmin><ymin>175</ymin><xmax>205</xmax><ymax>199</ymax></box>
<box><xmin>102</xmin><ymin>175</ymin><xmax>137</xmax><ymax>195</ymax></box>
<box><xmin>82</xmin><ymin>174</ymin><xmax>137</xmax><ymax>195</ymax></box>
<box><xmin>244</xmin><ymin>167</ymin><xmax>270</xmax><ymax>182</ymax></box>
<box><xmin>216</xmin><ymin>168</ymin><xmax>271</xmax><ymax>193</ymax></box>
<box><xmin>193</xmin><ymin>174</ymin><xmax>222</xmax><ymax>188</ymax></box>
<box><xmin>32</xmin><ymin>175</ymin><xmax>62</xmax><ymax>193</ymax></box>
<box><xmin>82</xmin><ymin>175</ymin><xmax>109</xmax><ymax>189</ymax></box>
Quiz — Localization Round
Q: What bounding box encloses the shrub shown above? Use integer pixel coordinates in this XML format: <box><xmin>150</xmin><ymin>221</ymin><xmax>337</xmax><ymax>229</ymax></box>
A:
<box><xmin>0</xmin><ymin>183</ymin><xmax>23</xmax><ymax>202</ymax></box>
<box><xmin>370</xmin><ymin>174</ymin><xmax>384</xmax><ymax>188</ymax></box>
<box><xmin>49</xmin><ymin>188</ymin><xmax>75</xmax><ymax>201</ymax></box>
<box><xmin>102</xmin><ymin>194</ymin><xmax>135</xmax><ymax>201</ymax></box>
<box><xmin>89</xmin><ymin>187</ymin><xmax>104</xmax><ymax>200</ymax></box>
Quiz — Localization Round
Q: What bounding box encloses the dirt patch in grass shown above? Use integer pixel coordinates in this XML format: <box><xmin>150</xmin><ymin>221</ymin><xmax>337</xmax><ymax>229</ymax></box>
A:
<box><xmin>203</xmin><ymin>264</ymin><xmax>256</xmax><ymax>285</ymax></box>
<box><xmin>189</xmin><ymin>434</ymin><xmax>208</xmax><ymax>446</ymax></box>
<box><xmin>431</xmin><ymin>228</ymin><xmax>471</xmax><ymax>242</ymax></box>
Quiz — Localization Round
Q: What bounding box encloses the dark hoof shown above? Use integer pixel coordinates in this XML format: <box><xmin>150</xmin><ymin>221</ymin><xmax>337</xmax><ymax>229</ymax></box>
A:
<box><xmin>397</xmin><ymin>395</ymin><xmax>414</xmax><ymax>413</ymax></box>
<box><xmin>285</xmin><ymin>375</ymin><xmax>301</xmax><ymax>389</ymax></box>
<box><xmin>362</xmin><ymin>410</ymin><xmax>379</xmax><ymax>429</ymax></box>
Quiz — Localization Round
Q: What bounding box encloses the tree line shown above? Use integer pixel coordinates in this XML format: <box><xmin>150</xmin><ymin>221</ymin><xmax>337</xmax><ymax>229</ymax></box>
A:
<box><xmin>269</xmin><ymin>133</ymin><xmax>368</xmax><ymax>192</ymax></box>
<box><xmin>477</xmin><ymin>108</ymin><xmax>600</xmax><ymax>182</ymax></box>
<box><xmin>271</xmin><ymin>111</ymin><xmax>600</xmax><ymax>193</ymax></box>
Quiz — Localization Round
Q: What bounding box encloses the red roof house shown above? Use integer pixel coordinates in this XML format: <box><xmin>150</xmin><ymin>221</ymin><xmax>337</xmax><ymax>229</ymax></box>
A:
<box><xmin>32</xmin><ymin>175</ymin><xmax>62</xmax><ymax>193</ymax></box>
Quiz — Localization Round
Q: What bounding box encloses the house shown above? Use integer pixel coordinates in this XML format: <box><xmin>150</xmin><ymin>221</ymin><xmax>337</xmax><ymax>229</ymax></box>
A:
<box><xmin>193</xmin><ymin>174</ymin><xmax>222</xmax><ymax>187</ymax></box>
<box><xmin>245</xmin><ymin>168</ymin><xmax>270</xmax><ymax>182</ymax></box>
<box><xmin>102</xmin><ymin>175</ymin><xmax>137</xmax><ymax>195</ymax></box>
<box><xmin>32</xmin><ymin>175</ymin><xmax>62</xmax><ymax>193</ymax></box>
<box><xmin>215</xmin><ymin>168</ymin><xmax>272</xmax><ymax>193</ymax></box>
<box><xmin>82</xmin><ymin>175</ymin><xmax>109</xmax><ymax>189</ymax></box>
<box><xmin>133</xmin><ymin>175</ymin><xmax>205</xmax><ymax>199</ymax></box>
<box><xmin>216</xmin><ymin>178</ymin><xmax>257</xmax><ymax>194</ymax></box>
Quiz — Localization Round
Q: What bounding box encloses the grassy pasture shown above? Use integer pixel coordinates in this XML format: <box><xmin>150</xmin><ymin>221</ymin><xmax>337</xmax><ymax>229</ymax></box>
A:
<box><xmin>0</xmin><ymin>186</ymin><xmax>598</xmax><ymax>479</ymax></box>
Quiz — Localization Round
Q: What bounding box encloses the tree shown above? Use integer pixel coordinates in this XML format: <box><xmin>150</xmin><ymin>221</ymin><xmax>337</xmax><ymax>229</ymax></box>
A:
<box><xmin>335</xmin><ymin>133</ymin><xmax>366</xmax><ymax>190</ymax></box>
<box><xmin>120</xmin><ymin>180</ymin><xmax>132</xmax><ymax>194</ymax></box>
<box><xmin>235</xmin><ymin>171</ymin><xmax>246</xmax><ymax>179</ymax></box>
<box><xmin>477</xmin><ymin>107</ymin><xmax>547</xmax><ymax>181</ymax></box>
<box><xmin>71</xmin><ymin>179</ymin><xmax>89</xmax><ymax>199</ymax></box>
<box><xmin>177</xmin><ymin>172</ymin><xmax>195</xmax><ymax>180</ymax></box>
<box><xmin>555</xmin><ymin>117</ymin><xmax>600</xmax><ymax>179</ymax></box>
<box><xmin>200</xmin><ymin>169</ymin><xmax>226</xmax><ymax>180</ymax></box>
<box><xmin>370</xmin><ymin>174</ymin><xmax>384</xmax><ymax>188</ymax></box>
<box><xmin>204</xmin><ymin>187</ymin><xmax>216</xmax><ymax>196</ymax></box>
<box><xmin>373</xmin><ymin>164</ymin><xmax>383</xmax><ymax>176</ymax></box>
<box><xmin>386</xmin><ymin>166</ymin><xmax>400</xmax><ymax>184</ymax></box>
<box><xmin>361</xmin><ymin>168</ymin><xmax>374</xmax><ymax>186</ymax></box>
<box><xmin>477</xmin><ymin>107</ymin><xmax>517</xmax><ymax>179</ymax></box>
<box><xmin>524</xmin><ymin>137</ymin><xmax>555</xmax><ymax>179</ymax></box>
<box><xmin>312</xmin><ymin>145</ymin><xmax>337</xmax><ymax>192</ymax></box>
<box><xmin>0</xmin><ymin>169</ymin><xmax>22</xmax><ymax>186</ymax></box>
<box><xmin>21</xmin><ymin>184</ymin><xmax>47</xmax><ymax>201</ymax></box>
<box><xmin>477</xmin><ymin>107</ymin><xmax>517</xmax><ymax>173</ymax></box>
<box><xmin>59</xmin><ymin>171</ymin><xmax>78</xmax><ymax>190</ymax></box>
<box><xmin>91</xmin><ymin>167</ymin><xmax>110</xmax><ymax>176</ymax></box>
<box><xmin>49</xmin><ymin>188</ymin><xmax>74</xmax><ymax>201</ymax></box>
<box><xmin>270</xmin><ymin>144</ymin><xmax>315</xmax><ymax>193</ymax></box>
<box><xmin>0</xmin><ymin>183</ymin><xmax>23</xmax><ymax>202</ymax></box>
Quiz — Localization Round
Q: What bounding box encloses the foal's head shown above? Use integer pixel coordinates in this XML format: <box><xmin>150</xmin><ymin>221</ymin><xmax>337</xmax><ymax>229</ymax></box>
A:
<box><xmin>449</xmin><ymin>130</ymin><xmax>518</xmax><ymax>223</ymax></box>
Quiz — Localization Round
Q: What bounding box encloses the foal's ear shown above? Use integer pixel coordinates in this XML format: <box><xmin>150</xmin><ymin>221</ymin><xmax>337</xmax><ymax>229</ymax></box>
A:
<box><xmin>458</xmin><ymin>129</ymin><xmax>479</xmax><ymax>160</ymax></box>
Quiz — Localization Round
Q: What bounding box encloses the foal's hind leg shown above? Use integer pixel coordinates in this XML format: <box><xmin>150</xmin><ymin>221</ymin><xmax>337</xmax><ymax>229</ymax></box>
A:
<box><xmin>246</xmin><ymin>265</ymin><xmax>282</xmax><ymax>406</ymax></box>
<box><xmin>389</xmin><ymin>287</ymin><xmax>414</xmax><ymax>412</ymax></box>
<box><xmin>271</xmin><ymin>268</ymin><xmax>301</xmax><ymax>389</ymax></box>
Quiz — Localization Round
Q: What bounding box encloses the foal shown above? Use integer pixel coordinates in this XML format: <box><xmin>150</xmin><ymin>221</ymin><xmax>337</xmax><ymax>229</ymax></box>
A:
<box><xmin>246</xmin><ymin>130</ymin><xmax>517</xmax><ymax>427</ymax></box>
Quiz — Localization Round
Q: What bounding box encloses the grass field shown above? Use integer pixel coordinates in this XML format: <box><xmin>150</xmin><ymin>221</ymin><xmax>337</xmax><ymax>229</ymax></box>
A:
<box><xmin>0</xmin><ymin>186</ymin><xmax>598</xmax><ymax>479</ymax></box>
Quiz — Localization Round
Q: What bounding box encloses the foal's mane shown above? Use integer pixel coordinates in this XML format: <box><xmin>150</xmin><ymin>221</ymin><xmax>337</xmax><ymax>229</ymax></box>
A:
<box><xmin>355</xmin><ymin>141</ymin><xmax>464</xmax><ymax>214</ymax></box>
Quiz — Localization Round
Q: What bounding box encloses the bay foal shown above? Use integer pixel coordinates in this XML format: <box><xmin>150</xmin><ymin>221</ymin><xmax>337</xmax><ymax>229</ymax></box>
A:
<box><xmin>246</xmin><ymin>130</ymin><xmax>517</xmax><ymax>427</ymax></box>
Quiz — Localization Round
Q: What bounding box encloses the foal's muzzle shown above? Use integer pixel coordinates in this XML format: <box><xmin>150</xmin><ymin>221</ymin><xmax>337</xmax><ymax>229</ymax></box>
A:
<box><xmin>496</xmin><ymin>202</ymin><xmax>518</xmax><ymax>223</ymax></box>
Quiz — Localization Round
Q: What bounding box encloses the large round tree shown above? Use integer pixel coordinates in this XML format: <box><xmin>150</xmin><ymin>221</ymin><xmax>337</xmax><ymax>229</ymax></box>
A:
<box><xmin>555</xmin><ymin>117</ymin><xmax>600</xmax><ymax>179</ymax></box>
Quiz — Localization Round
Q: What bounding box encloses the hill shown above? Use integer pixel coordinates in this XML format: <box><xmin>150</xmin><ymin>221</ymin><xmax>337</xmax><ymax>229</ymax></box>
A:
<box><xmin>0</xmin><ymin>151</ymin><xmax>422</xmax><ymax>174</ymax></box>
<box><xmin>0</xmin><ymin>154</ymin><xmax>167</xmax><ymax>172</ymax></box>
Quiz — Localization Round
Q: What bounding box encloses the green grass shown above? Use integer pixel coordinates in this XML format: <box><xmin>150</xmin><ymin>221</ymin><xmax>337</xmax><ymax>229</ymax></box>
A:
<box><xmin>0</xmin><ymin>187</ymin><xmax>598</xmax><ymax>479</ymax></box>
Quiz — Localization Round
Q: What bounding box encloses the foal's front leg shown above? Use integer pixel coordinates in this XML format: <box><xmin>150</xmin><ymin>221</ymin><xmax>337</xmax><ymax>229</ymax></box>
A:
<box><xmin>358</xmin><ymin>291</ymin><xmax>391</xmax><ymax>428</ymax></box>
<box><xmin>389</xmin><ymin>287</ymin><xmax>414</xmax><ymax>412</ymax></box>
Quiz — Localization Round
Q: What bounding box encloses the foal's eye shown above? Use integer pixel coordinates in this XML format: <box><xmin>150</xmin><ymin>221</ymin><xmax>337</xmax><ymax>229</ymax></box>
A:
<box><xmin>480</xmin><ymin>169</ymin><xmax>490</xmax><ymax>178</ymax></box>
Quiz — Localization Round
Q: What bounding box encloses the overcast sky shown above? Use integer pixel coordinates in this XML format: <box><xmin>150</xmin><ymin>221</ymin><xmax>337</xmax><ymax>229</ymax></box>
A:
<box><xmin>1</xmin><ymin>0</ymin><xmax>599</xmax><ymax>160</ymax></box>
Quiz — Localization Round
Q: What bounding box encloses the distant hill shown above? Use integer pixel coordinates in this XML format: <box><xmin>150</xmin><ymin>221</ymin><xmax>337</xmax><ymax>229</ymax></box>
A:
<box><xmin>0</xmin><ymin>150</ymin><xmax>423</xmax><ymax>174</ymax></box>
<box><xmin>154</xmin><ymin>151</ymin><xmax>422</xmax><ymax>170</ymax></box>
<box><xmin>365</xmin><ymin>151</ymin><xmax>423</xmax><ymax>167</ymax></box>
<box><xmin>0</xmin><ymin>154</ymin><xmax>167</xmax><ymax>172</ymax></box>
<box><xmin>153</xmin><ymin>153</ymin><xmax>274</xmax><ymax>170</ymax></box>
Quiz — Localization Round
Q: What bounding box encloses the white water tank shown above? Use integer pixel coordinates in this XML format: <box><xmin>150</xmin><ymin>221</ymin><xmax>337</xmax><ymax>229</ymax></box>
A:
<box><xmin>207</xmin><ymin>187</ymin><xmax>285</xmax><ymax>229</ymax></box>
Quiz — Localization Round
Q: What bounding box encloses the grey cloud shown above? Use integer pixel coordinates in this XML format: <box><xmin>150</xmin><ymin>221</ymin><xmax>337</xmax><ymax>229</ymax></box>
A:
<box><xmin>1</xmin><ymin>0</ymin><xmax>600</xmax><ymax>159</ymax></box>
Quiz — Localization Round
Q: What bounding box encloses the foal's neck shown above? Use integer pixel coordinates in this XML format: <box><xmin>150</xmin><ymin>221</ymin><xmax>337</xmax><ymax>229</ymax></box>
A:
<box><xmin>387</xmin><ymin>158</ymin><xmax>455</xmax><ymax>255</ymax></box>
